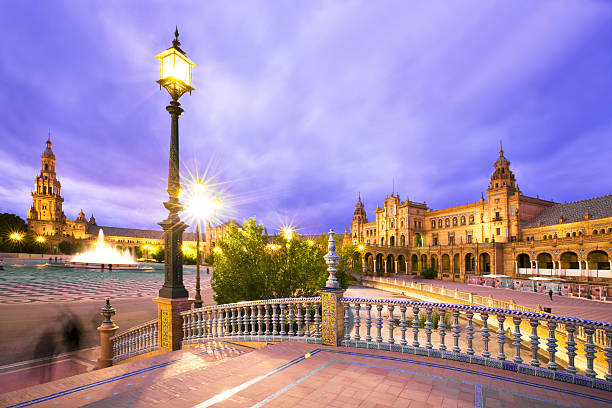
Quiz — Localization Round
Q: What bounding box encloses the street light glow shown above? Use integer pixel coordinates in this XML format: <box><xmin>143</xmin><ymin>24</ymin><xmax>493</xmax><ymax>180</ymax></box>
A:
<box><xmin>282</xmin><ymin>226</ymin><xmax>294</xmax><ymax>241</ymax></box>
<box><xmin>10</xmin><ymin>232</ymin><xmax>23</xmax><ymax>241</ymax></box>
<box><xmin>358</xmin><ymin>244</ymin><xmax>364</xmax><ymax>251</ymax></box>
<box><xmin>36</xmin><ymin>236</ymin><xmax>46</xmax><ymax>243</ymax></box>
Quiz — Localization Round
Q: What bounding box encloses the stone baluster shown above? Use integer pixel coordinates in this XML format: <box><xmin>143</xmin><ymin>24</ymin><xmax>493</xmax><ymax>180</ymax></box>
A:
<box><xmin>546</xmin><ymin>321</ymin><xmax>558</xmax><ymax>370</ymax></box>
<box><xmin>236</xmin><ymin>307</ymin><xmax>243</xmax><ymax>336</ymax></box>
<box><xmin>314</xmin><ymin>302</ymin><xmax>321</xmax><ymax>338</ymax></box>
<box><xmin>207</xmin><ymin>310</ymin><xmax>213</xmax><ymax>338</ymax></box>
<box><xmin>496</xmin><ymin>313</ymin><xmax>506</xmax><ymax>361</ymax></box>
<box><xmin>181</xmin><ymin>316</ymin><xmax>187</xmax><ymax>342</ymax></box>
<box><xmin>297</xmin><ymin>304</ymin><xmax>304</xmax><ymax>337</ymax></box>
<box><xmin>512</xmin><ymin>316</ymin><xmax>523</xmax><ymax>364</ymax></box>
<box><xmin>288</xmin><ymin>304</ymin><xmax>295</xmax><ymax>336</ymax></box>
<box><xmin>304</xmin><ymin>302</ymin><xmax>311</xmax><ymax>337</ymax></box>
<box><xmin>412</xmin><ymin>306</ymin><xmax>420</xmax><ymax>348</ymax></box>
<box><xmin>399</xmin><ymin>305</ymin><xmax>407</xmax><ymax>346</ymax></box>
<box><xmin>251</xmin><ymin>305</ymin><xmax>257</xmax><ymax>336</ymax></box>
<box><xmin>376</xmin><ymin>304</ymin><xmax>384</xmax><ymax>343</ymax></box>
<box><xmin>452</xmin><ymin>309</ymin><xmax>461</xmax><ymax>353</ymax></box>
<box><xmin>265</xmin><ymin>304</ymin><xmax>271</xmax><ymax>336</ymax></box>
<box><xmin>354</xmin><ymin>303</ymin><xmax>361</xmax><ymax>341</ymax></box>
<box><xmin>280</xmin><ymin>304</ymin><xmax>287</xmax><ymax>336</ymax></box>
<box><xmin>529</xmin><ymin>318</ymin><xmax>540</xmax><ymax>366</ymax></box>
<box><xmin>258</xmin><ymin>305</ymin><xmax>264</xmax><ymax>336</ymax></box>
<box><xmin>463</xmin><ymin>311</ymin><xmax>473</xmax><ymax>355</ymax></box>
<box><xmin>365</xmin><ymin>304</ymin><xmax>372</xmax><ymax>342</ymax></box>
<box><xmin>388</xmin><ymin>305</ymin><xmax>395</xmax><ymax>344</ymax></box>
<box><xmin>198</xmin><ymin>311</ymin><xmax>204</xmax><ymax>341</ymax></box>
<box><xmin>584</xmin><ymin>327</ymin><xmax>597</xmax><ymax>378</ymax></box>
<box><xmin>604</xmin><ymin>329</ymin><xmax>612</xmax><ymax>382</ymax></box>
<box><xmin>342</xmin><ymin>303</ymin><xmax>352</xmax><ymax>344</ymax></box>
<box><xmin>231</xmin><ymin>308</ymin><xmax>237</xmax><ymax>335</ymax></box>
<box><xmin>154</xmin><ymin>323</ymin><xmax>159</xmax><ymax>347</ymax></box>
<box><xmin>272</xmin><ymin>304</ymin><xmax>279</xmax><ymax>335</ymax></box>
<box><xmin>481</xmin><ymin>312</ymin><xmax>490</xmax><ymax>358</ymax></box>
<box><xmin>224</xmin><ymin>309</ymin><xmax>231</xmax><ymax>336</ymax></box>
<box><xmin>213</xmin><ymin>310</ymin><xmax>218</xmax><ymax>337</ymax></box>
<box><xmin>425</xmin><ymin>308</ymin><xmax>433</xmax><ymax>349</ymax></box>
<box><xmin>438</xmin><ymin>309</ymin><xmax>447</xmax><ymax>351</ymax></box>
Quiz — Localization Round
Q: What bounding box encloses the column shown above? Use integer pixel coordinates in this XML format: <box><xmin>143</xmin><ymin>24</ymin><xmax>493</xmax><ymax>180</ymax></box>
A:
<box><xmin>530</xmin><ymin>260</ymin><xmax>534</xmax><ymax>275</ymax></box>
<box><xmin>373</xmin><ymin>259</ymin><xmax>377</xmax><ymax>276</ymax></box>
<box><xmin>514</xmin><ymin>260</ymin><xmax>518</xmax><ymax>276</ymax></box>
<box><xmin>361</xmin><ymin>257</ymin><xmax>366</xmax><ymax>274</ymax></box>
<box><xmin>384</xmin><ymin>260</ymin><xmax>387</xmax><ymax>274</ymax></box>
<box><xmin>395</xmin><ymin>260</ymin><xmax>398</xmax><ymax>274</ymax></box>
<box><xmin>405</xmin><ymin>260</ymin><xmax>409</xmax><ymax>275</ymax></box>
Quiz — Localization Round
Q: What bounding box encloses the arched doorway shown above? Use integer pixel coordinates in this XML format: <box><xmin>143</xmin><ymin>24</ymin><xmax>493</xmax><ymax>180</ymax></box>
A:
<box><xmin>375</xmin><ymin>253</ymin><xmax>384</xmax><ymax>275</ymax></box>
<box><xmin>431</xmin><ymin>254</ymin><xmax>438</xmax><ymax>271</ymax></box>
<box><xmin>588</xmin><ymin>250</ymin><xmax>610</xmax><ymax>274</ymax></box>
<box><xmin>537</xmin><ymin>253</ymin><xmax>553</xmax><ymax>271</ymax></box>
<box><xmin>411</xmin><ymin>254</ymin><xmax>419</xmax><ymax>272</ymax></box>
<box><xmin>420</xmin><ymin>254</ymin><xmax>427</xmax><ymax>270</ymax></box>
<box><xmin>398</xmin><ymin>255</ymin><xmax>406</xmax><ymax>273</ymax></box>
<box><xmin>386</xmin><ymin>254</ymin><xmax>396</xmax><ymax>274</ymax></box>
<box><xmin>441</xmin><ymin>254</ymin><xmax>450</xmax><ymax>275</ymax></box>
<box><xmin>453</xmin><ymin>254</ymin><xmax>460</xmax><ymax>276</ymax></box>
<box><xmin>400</xmin><ymin>235</ymin><xmax>406</xmax><ymax>247</ymax></box>
<box><xmin>364</xmin><ymin>253</ymin><xmax>374</xmax><ymax>275</ymax></box>
<box><xmin>465</xmin><ymin>253</ymin><xmax>475</xmax><ymax>274</ymax></box>
<box><xmin>516</xmin><ymin>253</ymin><xmax>530</xmax><ymax>276</ymax></box>
<box><xmin>560</xmin><ymin>252</ymin><xmax>578</xmax><ymax>269</ymax></box>
<box><xmin>390</xmin><ymin>236</ymin><xmax>395</xmax><ymax>247</ymax></box>
<box><xmin>479</xmin><ymin>253</ymin><xmax>491</xmax><ymax>274</ymax></box>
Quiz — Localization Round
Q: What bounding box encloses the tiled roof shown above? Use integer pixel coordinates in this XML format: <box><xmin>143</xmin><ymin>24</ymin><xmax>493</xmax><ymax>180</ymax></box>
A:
<box><xmin>87</xmin><ymin>225</ymin><xmax>202</xmax><ymax>242</ymax></box>
<box><xmin>523</xmin><ymin>195</ymin><xmax>612</xmax><ymax>228</ymax></box>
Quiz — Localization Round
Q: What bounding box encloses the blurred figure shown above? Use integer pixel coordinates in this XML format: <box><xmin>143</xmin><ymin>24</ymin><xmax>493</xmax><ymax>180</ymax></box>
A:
<box><xmin>60</xmin><ymin>312</ymin><xmax>83</xmax><ymax>353</ymax></box>
<box><xmin>33</xmin><ymin>329</ymin><xmax>57</xmax><ymax>384</ymax></box>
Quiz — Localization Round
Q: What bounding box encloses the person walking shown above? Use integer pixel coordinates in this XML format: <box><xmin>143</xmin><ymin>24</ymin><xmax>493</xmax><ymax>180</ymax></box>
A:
<box><xmin>548</xmin><ymin>289</ymin><xmax>553</xmax><ymax>301</ymax></box>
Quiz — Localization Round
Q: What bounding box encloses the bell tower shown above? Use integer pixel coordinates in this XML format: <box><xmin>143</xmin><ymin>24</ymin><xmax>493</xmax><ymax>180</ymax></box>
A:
<box><xmin>350</xmin><ymin>193</ymin><xmax>367</xmax><ymax>244</ymax></box>
<box><xmin>28</xmin><ymin>133</ymin><xmax>65</xmax><ymax>236</ymax></box>
<box><xmin>485</xmin><ymin>142</ymin><xmax>517</xmax><ymax>243</ymax></box>
<box><xmin>488</xmin><ymin>142</ymin><xmax>516</xmax><ymax>193</ymax></box>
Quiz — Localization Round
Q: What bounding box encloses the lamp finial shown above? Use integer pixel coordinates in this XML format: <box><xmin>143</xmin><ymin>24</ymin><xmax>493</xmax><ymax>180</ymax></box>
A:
<box><xmin>172</xmin><ymin>26</ymin><xmax>184</xmax><ymax>53</ymax></box>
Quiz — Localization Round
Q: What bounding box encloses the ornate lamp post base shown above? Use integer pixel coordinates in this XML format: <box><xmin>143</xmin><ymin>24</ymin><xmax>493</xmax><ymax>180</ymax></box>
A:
<box><xmin>321</xmin><ymin>229</ymin><xmax>345</xmax><ymax>346</ymax></box>
<box><xmin>158</xmin><ymin>209</ymin><xmax>189</xmax><ymax>299</ymax></box>
<box><xmin>154</xmin><ymin>297</ymin><xmax>192</xmax><ymax>352</ymax></box>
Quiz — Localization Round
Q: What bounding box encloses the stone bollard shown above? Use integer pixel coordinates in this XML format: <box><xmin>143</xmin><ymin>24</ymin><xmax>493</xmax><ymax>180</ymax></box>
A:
<box><xmin>97</xmin><ymin>297</ymin><xmax>119</xmax><ymax>369</ymax></box>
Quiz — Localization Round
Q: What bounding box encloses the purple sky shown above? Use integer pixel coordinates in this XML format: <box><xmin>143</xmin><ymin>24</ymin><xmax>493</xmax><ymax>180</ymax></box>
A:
<box><xmin>1</xmin><ymin>1</ymin><xmax>612</xmax><ymax>235</ymax></box>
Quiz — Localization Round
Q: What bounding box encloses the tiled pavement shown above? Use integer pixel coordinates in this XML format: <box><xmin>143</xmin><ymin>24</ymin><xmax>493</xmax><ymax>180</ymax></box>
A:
<box><xmin>385</xmin><ymin>276</ymin><xmax>612</xmax><ymax>323</ymax></box>
<box><xmin>1</xmin><ymin>341</ymin><xmax>610</xmax><ymax>408</ymax></box>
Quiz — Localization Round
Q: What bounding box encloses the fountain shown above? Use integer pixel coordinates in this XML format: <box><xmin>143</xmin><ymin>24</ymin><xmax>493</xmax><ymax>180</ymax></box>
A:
<box><xmin>66</xmin><ymin>229</ymin><xmax>139</xmax><ymax>270</ymax></box>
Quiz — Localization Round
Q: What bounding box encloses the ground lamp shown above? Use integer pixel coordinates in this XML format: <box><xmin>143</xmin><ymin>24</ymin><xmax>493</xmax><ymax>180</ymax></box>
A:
<box><xmin>154</xmin><ymin>28</ymin><xmax>196</xmax><ymax>352</ymax></box>
<box><xmin>186</xmin><ymin>180</ymin><xmax>221</xmax><ymax>308</ymax></box>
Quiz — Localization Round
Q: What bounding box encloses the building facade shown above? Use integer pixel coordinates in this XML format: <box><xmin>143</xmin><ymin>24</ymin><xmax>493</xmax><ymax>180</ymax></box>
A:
<box><xmin>350</xmin><ymin>147</ymin><xmax>612</xmax><ymax>283</ymax></box>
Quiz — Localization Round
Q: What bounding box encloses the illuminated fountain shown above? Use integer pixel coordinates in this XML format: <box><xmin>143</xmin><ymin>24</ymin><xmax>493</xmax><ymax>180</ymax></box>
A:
<box><xmin>67</xmin><ymin>229</ymin><xmax>139</xmax><ymax>270</ymax></box>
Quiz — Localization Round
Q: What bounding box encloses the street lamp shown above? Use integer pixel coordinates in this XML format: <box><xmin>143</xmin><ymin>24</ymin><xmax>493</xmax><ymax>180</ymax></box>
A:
<box><xmin>156</xmin><ymin>28</ymin><xmax>196</xmax><ymax>300</ymax></box>
<box><xmin>36</xmin><ymin>236</ymin><xmax>46</xmax><ymax>258</ymax></box>
<box><xmin>185</xmin><ymin>180</ymin><xmax>221</xmax><ymax>308</ymax></box>
<box><xmin>10</xmin><ymin>232</ymin><xmax>23</xmax><ymax>242</ymax></box>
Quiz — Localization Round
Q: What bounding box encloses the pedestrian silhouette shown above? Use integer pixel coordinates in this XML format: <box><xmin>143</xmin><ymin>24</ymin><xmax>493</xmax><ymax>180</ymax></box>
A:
<box><xmin>60</xmin><ymin>312</ymin><xmax>83</xmax><ymax>353</ymax></box>
<box><xmin>549</xmin><ymin>289</ymin><xmax>553</xmax><ymax>301</ymax></box>
<box><xmin>33</xmin><ymin>329</ymin><xmax>57</xmax><ymax>384</ymax></box>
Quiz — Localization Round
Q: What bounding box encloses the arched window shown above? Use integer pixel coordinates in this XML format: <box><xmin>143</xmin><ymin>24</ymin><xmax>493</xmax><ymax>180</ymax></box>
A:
<box><xmin>445</xmin><ymin>218</ymin><xmax>450</xmax><ymax>227</ymax></box>
<box><xmin>391</xmin><ymin>221</ymin><xmax>394</xmax><ymax>228</ymax></box>
<box><xmin>438</xmin><ymin>220</ymin><xmax>443</xmax><ymax>228</ymax></box>
<box><xmin>566</xmin><ymin>233</ymin><xmax>570</xmax><ymax>238</ymax></box>
<box><xmin>601</xmin><ymin>229</ymin><xmax>605</xmax><ymax>234</ymax></box>
<box><xmin>460</xmin><ymin>216</ymin><xmax>466</xmax><ymax>225</ymax></box>
<box><xmin>572</xmin><ymin>232</ymin><xmax>576</xmax><ymax>237</ymax></box>
<box><xmin>44</xmin><ymin>164</ymin><xmax>48</xmax><ymax>171</ymax></box>
<box><xmin>452</xmin><ymin>217</ymin><xmax>458</xmax><ymax>226</ymax></box>
<box><xmin>469</xmin><ymin>215</ymin><xmax>475</xmax><ymax>225</ymax></box>
<box><xmin>400</xmin><ymin>220</ymin><xmax>404</xmax><ymax>228</ymax></box>
<box><xmin>593</xmin><ymin>230</ymin><xmax>598</xmax><ymax>235</ymax></box>
<box><xmin>431</xmin><ymin>220</ymin><xmax>436</xmax><ymax>229</ymax></box>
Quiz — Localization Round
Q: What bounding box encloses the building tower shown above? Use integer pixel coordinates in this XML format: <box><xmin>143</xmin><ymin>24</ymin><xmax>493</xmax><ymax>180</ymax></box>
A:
<box><xmin>485</xmin><ymin>142</ymin><xmax>518</xmax><ymax>243</ymax></box>
<box><xmin>28</xmin><ymin>133</ymin><xmax>65</xmax><ymax>236</ymax></box>
<box><xmin>350</xmin><ymin>193</ymin><xmax>367</xmax><ymax>244</ymax></box>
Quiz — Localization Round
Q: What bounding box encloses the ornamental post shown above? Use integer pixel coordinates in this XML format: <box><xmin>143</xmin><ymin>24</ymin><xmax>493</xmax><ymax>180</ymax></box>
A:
<box><xmin>97</xmin><ymin>297</ymin><xmax>119</xmax><ymax>369</ymax></box>
<box><xmin>321</xmin><ymin>229</ymin><xmax>345</xmax><ymax>346</ymax></box>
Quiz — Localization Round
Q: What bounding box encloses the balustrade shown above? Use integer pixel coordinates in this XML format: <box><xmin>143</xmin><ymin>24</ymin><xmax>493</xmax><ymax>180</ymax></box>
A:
<box><xmin>111</xmin><ymin>319</ymin><xmax>159</xmax><ymax>362</ymax></box>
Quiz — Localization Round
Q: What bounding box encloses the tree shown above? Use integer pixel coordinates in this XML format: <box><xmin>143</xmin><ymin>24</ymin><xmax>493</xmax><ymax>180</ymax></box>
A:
<box><xmin>211</xmin><ymin>218</ymin><xmax>347</xmax><ymax>304</ymax></box>
<box><xmin>58</xmin><ymin>240</ymin><xmax>82</xmax><ymax>255</ymax></box>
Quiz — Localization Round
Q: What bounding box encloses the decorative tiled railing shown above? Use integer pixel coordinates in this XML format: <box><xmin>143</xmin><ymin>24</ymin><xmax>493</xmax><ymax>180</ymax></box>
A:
<box><xmin>364</xmin><ymin>276</ymin><xmax>608</xmax><ymax>349</ymax></box>
<box><xmin>111</xmin><ymin>319</ymin><xmax>159</xmax><ymax>362</ymax></box>
<box><xmin>180</xmin><ymin>297</ymin><xmax>323</xmax><ymax>345</ymax></box>
<box><xmin>339</xmin><ymin>297</ymin><xmax>612</xmax><ymax>390</ymax></box>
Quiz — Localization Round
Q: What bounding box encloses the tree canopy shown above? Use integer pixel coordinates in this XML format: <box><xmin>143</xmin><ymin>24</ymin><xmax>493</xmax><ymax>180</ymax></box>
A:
<box><xmin>210</xmin><ymin>218</ymin><xmax>350</xmax><ymax>304</ymax></box>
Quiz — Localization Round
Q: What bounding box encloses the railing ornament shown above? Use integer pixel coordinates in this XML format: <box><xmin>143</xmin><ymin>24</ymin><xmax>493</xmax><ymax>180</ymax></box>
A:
<box><xmin>324</xmin><ymin>229</ymin><xmax>340</xmax><ymax>288</ymax></box>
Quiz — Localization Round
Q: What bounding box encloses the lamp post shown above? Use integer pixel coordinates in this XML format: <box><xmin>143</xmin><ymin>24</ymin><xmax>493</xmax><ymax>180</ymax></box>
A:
<box><xmin>154</xmin><ymin>28</ymin><xmax>196</xmax><ymax>352</ymax></box>
<box><xmin>186</xmin><ymin>180</ymin><xmax>221</xmax><ymax>308</ymax></box>
<box><xmin>155</xmin><ymin>28</ymin><xmax>196</xmax><ymax>300</ymax></box>
<box><xmin>36</xmin><ymin>236</ymin><xmax>46</xmax><ymax>258</ymax></box>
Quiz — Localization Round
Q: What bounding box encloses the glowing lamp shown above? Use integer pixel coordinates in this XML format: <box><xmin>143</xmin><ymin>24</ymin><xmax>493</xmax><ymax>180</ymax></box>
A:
<box><xmin>307</xmin><ymin>240</ymin><xmax>314</xmax><ymax>246</ymax></box>
<box><xmin>358</xmin><ymin>244</ymin><xmax>364</xmax><ymax>251</ymax></box>
<box><xmin>282</xmin><ymin>227</ymin><xmax>294</xmax><ymax>241</ymax></box>
<box><xmin>36</xmin><ymin>236</ymin><xmax>46</xmax><ymax>243</ymax></box>
<box><xmin>10</xmin><ymin>233</ymin><xmax>23</xmax><ymax>241</ymax></box>
<box><xmin>213</xmin><ymin>246</ymin><xmax>222</xmax><ymax>254</ymax></box>
<box><xmin>156</xmin><ymin>28</ymin><xmax>196</xmax><ymax>100</ymax></box>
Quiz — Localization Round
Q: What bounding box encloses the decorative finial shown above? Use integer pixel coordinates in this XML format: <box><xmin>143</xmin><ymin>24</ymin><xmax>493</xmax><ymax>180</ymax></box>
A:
<box><xmin>48</xmin><ymin>129</ymin><xmax>51</xmax><ymax>142</ymax></box>
<box><xmin>323</xmin><ymin>229</ymin><xmax>340</xmax><ymax>288</ymax></box>
<box><xmin>100</xmin><ymin>297</ymin><xmax>116</xmax><ymax>324</ymax></box>
<box><xmin>172</xmin><ymin>26</ymin><xmax>184</xmax><ymax>53</ymax></box>
<box><xmin>499</xmin><ymin>140</ymin><xmax>504</xmax><ymax>156</ymax></box>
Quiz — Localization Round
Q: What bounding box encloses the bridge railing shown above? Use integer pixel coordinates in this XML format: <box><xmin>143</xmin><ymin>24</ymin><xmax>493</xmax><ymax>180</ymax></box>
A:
<box><xmin>110</xmin><ymin>319</ymin><xmax>159</xmax><ymax>362</ymax></box>
<box><xmin>180</xmin><ymin>297</ymin><xmax>322</xmax><ymax>345</ymax></box>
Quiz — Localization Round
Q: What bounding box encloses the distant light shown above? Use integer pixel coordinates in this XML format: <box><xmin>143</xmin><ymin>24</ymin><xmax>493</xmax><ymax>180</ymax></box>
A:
<box><xmin>36</xmin><ymin>236</ymin><xmax>46</xmax><ymax>243</ymax></box>
<box><xmin>213</xmin><ymin>246</ymin><xmax>222</xmax><ymax>254</ymax></box>
<box><xmin>10</xmin><ymin>233</ymin><xmax>23</xmax><ymax>241</ymax></box>
<box><xmin>282</xmin><ymin>226</ymin><xmax>294</xmax><ymax>241</ymax></box>
<box><xmin>358</xmin><ymin>244</ymin><xmax>364</xmax><ymax>251</ymax></box>
<box><xmin>307</xmin><ymin>240</ymin><xmax>314</xmax><ymax>246</ymax></box>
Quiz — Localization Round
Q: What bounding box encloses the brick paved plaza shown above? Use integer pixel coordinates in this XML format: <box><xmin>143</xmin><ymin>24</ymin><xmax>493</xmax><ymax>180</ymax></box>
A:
<box><xmin>1</xmin><ymin>340</ymin><xmax>610</xmax><ymax>408</ymax></box>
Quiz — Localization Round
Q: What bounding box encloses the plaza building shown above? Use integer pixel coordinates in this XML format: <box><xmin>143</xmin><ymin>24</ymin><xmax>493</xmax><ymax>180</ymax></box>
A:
<box><xmin>25</xmin><ymin>136</ymin><xmax>214</xmax><ymax>256</ymax></box>
<box><xmin>350</xmin><ymin>146</ymin><xmax>612</xmax><ymax>283</ymax></box>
